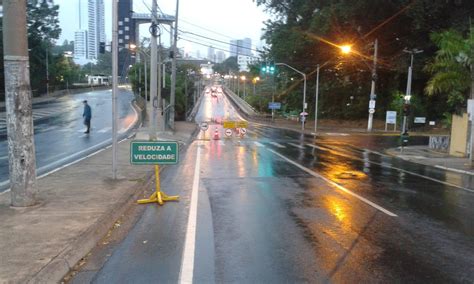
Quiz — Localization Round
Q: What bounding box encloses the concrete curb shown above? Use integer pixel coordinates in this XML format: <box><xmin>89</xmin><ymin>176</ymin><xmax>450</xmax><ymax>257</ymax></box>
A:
<box><xmin>434</xmin><ymin>165</ymin><xmax>474</xmax><ymax>176</ymax></box>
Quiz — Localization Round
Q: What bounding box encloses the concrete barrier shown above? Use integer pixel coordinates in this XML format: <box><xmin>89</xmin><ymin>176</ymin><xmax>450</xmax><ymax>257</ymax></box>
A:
<box><xmin>222</xmin><ymin>86</ymin><xmax>258</xmax><ymax>117</ymax></box>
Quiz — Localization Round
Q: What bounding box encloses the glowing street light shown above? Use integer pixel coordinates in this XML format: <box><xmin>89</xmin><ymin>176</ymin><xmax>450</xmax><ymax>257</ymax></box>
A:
<box><xmin>340</xmin><ymin>45</ymin><xmax>352</xmax><ymax>54</ymax></box>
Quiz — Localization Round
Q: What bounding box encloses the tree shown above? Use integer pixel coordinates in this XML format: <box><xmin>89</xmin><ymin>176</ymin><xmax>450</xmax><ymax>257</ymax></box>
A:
<box><xmin>253</xmin><ymin>0</ymin><xmax>474</xmax><ymax>120</ymax></box>
<box><xmin>213</xmin><ymin>56</ymin><xmax>239</xmax><ymax>74</ymax></box>
<box><xmin>425</xmin><ymin>30</ymin><xmax>473</xmax><ymax>114</ymax></box>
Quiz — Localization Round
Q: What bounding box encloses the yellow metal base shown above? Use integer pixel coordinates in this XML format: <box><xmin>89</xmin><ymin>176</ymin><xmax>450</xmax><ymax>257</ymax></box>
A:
<box><xmin>137</xmin><ymin>191</ymin><xmax>179</xmax><ymax>205</ymax></box>
<box><xmin>137</xmin><ymin>165</ymin><xmax>179</xmax><ymax>206</ymax></box>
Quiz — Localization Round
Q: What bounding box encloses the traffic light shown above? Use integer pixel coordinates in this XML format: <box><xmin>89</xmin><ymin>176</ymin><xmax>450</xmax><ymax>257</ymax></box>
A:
<box><xmin>261</xmin><ymin>62</ymin><xmax>276</xmax><ymax>75</ymax></box>
<box><xmin>403</xmin><ymin>103</ymin><xmax>410</xmax><ymax>116</ymax></box>
<box><xmin>99</xmin><ymin>42</ymin><xmax>105</xmax><ymax>54</ymax></box>
<box><xmin>269</xmin><ymin>65</ymin><xmax>275</xmax><ymax>74</ymax></box>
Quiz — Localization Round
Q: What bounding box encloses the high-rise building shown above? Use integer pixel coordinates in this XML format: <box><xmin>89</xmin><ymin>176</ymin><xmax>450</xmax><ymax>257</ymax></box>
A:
<box><xmin>230</xmin><ymin>38</ymin><xmax>252</xmax><ymax>57</ymax></box>
<box><xmin>117</xmin><ymin>0</ymin><xmax>136</xmax><ymax>78</ymax></box>
<box><xmin>74</xmin><ymin>30</ymin><xmax>88</xmax><ymax>62</ymax></box>
<box><xmin>87</xmin><ymin>0</ymin><xmax>105</xmax><ymax>61</ymax></box>
<box><xmin>207</xmin><ymin>46</ymin><xmax>215</xmax><ymax>62</ymax></box>
<box><xmin>216</xmin><ymin>51</ymin><xmax>226</xmax><ymax>63</ymax></box>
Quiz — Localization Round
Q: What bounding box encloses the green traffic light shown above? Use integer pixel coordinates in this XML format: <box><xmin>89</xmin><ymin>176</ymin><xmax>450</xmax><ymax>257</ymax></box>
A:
<box><xmin>261</xmin><ymin>66</ymin><xmax>267</xmax><ymax>72</ymax></box>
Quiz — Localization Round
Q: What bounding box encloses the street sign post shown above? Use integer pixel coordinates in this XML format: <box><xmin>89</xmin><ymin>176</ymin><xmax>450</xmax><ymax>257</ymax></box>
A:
<box><xmin>268</xmin><ymin>102</ymin><xmax>281</xmax><ymax>110</ymax></box>
<box><xmin>131</xmin><ymin>141</ymin><xmax>179</xmax><ymax>165</ymax></box>
<box><xmin>385</xmin><ymin>111</ymin><xmax>397</xmax><ymax>131</ymax></box>
<box><xmin>131</xmin><ymin>141</ymin><xmax>180</xmax><ymax>205</ymax></box>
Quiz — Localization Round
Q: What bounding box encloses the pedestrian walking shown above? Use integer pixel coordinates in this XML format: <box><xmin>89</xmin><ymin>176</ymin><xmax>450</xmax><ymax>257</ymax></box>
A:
<box><xmin>82</xmin><ymin>100</ymin><xmax>92</xmax><ymax>133</ymax></box>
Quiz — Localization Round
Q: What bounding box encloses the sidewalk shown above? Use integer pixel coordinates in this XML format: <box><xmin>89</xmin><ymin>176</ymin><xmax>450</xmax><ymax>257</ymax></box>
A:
<box><xmin>252</xmin><ymin>116</ymin><xmax>474</xmax><ymax>175</ymax></box>
<box><xmin>386</xmin><ymin>145</ymin><xmax>474</xmax><ymax>175</ymax></box>
<box><xmin>0</xmin><ymin>119</ymin><xmax>197</xmax><ymax>283</ymax></box>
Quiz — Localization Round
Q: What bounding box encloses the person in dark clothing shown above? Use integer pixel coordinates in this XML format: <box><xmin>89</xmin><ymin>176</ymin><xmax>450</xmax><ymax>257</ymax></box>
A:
<box><xmin>82</xmin><ymin>100</ymin><xmax>92</xmax><ymax>133</ymax></box>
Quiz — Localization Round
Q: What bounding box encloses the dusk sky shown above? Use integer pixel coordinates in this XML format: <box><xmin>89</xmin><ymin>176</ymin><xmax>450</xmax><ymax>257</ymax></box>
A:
<box><xmin>57</xmin><ymin>0</ymin><xmax>270</xmax><ymax>57</ymax></box>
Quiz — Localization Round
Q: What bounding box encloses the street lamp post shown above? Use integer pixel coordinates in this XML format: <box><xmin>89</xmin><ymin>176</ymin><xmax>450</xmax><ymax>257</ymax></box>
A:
<box><xmin>237</xmin><ymin>75</ymin><xmax>240</xmax><ymax>96</ymax></box>
<box><xmin>253</xmin><ymin>76</ymin><xmax>260</xmax><ymax>96</ymax></box>
<box><xmin>241</xmin><ymin>75</ymin><xmax>247</xmax><ymax>99</ymax></box>
<box><xmin>401</xmin><ymin>48</ymin><xmax>423</xmax><ymax>135</ymax></box>
<box><xmin>275</xmin><ymin>63</ymin><xmax>307</xmax><ymax>131</ymax></box>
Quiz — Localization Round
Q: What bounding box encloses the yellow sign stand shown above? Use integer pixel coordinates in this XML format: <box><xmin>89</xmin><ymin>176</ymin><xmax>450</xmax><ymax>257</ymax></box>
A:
<box><xmin>137</xmin><ymin>165</ymin><xmax>179</xmax><ymax>205</ymax></box>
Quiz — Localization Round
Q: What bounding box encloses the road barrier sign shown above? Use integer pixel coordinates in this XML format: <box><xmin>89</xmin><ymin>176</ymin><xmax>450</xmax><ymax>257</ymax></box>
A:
<box><xmin>236</xmin><ymin>121</ymin><xmax>248</xmax><ymax>128</ymax></box>
<box><xmin>223</xmin><ymin>120</ymin><xmax>248</xmax><ymax>129</ymax></box>
<box><xmin>223</xmin><ymin>121</ymin><xmax>236</xmax><ymax>129</ymax></box>
<box><xmin>225</xmin><ymin>129</ymin><xmax>232</xmax><ymax>137</ymax></box>
<box><xmin>130</xmin><ymin>141</ymin><xmax>179</xmax><ymax>165</ymax></box>
<box><xmin>240</xmin><ymin>128</ymin><xmax>247</xmax><ymax>136</ymax></box>
<box><xmin>200</xmin><ymin>121</ymin><xmax>209</xmax><ymax>131</ymax></box>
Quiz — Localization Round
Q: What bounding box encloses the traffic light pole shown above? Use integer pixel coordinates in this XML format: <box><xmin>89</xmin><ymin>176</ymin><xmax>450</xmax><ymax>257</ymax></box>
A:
<box><xmin>275</xmin><ymin>63</ymin><xmax>307</xmax><ymax>131</ymax></box>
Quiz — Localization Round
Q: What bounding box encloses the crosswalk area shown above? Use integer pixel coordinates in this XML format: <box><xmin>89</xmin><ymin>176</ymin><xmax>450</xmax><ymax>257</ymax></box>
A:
<box><xmin>0</xmin><ymin>106</ymin><xmax>68</xmax><ymax>131</ymax></box>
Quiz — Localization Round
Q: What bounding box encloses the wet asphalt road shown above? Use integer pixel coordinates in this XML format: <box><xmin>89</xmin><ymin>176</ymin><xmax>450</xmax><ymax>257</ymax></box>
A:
<box><xmin>0</xmin><ymin>88</ymin><xmax>137</xmax><ymax>191</ymax></box>
<box><xmin>78</xmin><ymin>87</ymin><xmax>473</xmax><ymax>283</ymax></box>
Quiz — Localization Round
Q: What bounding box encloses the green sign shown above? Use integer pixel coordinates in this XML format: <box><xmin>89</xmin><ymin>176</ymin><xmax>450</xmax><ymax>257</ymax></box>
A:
<box><xmin>130</xmin><ymin>141</ymin><xmax>179</xmax><ymax>165</ymax></box>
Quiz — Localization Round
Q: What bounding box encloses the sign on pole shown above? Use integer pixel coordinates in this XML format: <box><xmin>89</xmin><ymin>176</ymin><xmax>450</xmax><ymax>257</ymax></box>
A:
<box><xmin>268</xmin><ymin>102</ymin><xmax>281</xmax><ymax>110</ymax></box>
<box><xmin>385</xmin><ymin>111</ymin><xmax>397</xmax><ymax>131</ymax></box>
<box><xmin>130</xmin><ymin>141</ymin><xmax>179</xmax><ymax>165</ymax></box>
<box><xmin>369</xmin><ymin>99</ymin><xmax>376</xmax><ymax>109</ymax></box>
<box><xmin>414</xmin><ymin>117</ymin><xmax>426</xmax><ymax>124</ymax></box>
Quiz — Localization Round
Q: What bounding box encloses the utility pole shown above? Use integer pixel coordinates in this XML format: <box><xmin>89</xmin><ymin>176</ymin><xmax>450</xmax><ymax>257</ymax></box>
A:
<box><xmin>111</xmin><ymin>0</ymin><xmax>118</xmax><ymax>179</ymax></box>
<box><xmin>367</xmin><ymin>39</ymin><xmax>378</xmax><ymax>132</ymax></box>
<box><xmin>3</xmin><ymin>0</ymin><xmax>37</xmax><ymax>206</ymax></box>
<box><xmin>46</xmin><ymin>47</ymin><xmax>49</xmax><ymax>96</ymax></box>
<box><xmin>169</xmin><ymin>0</ymin><xmax>180</xmax><ymax>130</ymax></box>
<box><xmin>150</xmin><ymin>0</ymin><xmax>159</xmax><ymax>138</ymax></box>
<box><xmin>314</xmin><ymin>64</ymin><xmax>320</xmax><ymax>133</ymax></box>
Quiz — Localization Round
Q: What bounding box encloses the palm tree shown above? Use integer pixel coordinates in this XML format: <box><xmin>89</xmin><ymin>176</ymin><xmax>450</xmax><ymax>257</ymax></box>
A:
<box><xmin>425</xmin><ymin>29</ymin><xmax>474</xmax><ymax>114</ymax></box>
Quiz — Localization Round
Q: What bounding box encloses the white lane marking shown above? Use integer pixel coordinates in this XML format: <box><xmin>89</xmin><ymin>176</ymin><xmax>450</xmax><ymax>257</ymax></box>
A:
<box><xmin>0</xmin><ymin>155</ymin><xmax>8</xmax><ymax>160</ymax></box>
<box><xmin>267</xmin><ymin>149</ymin><xmax>398</xmax><ymax>217</ymax></box>
<box><xmin>435</xmin><ymin>165</ymin><xmax>474</xmax><ymax>176</ymax></box>
<box><xmin>98</xmin><ymin>127</ymin><xmax>111</xmax><ymax>133</ymax></box>
<box><xmin>179</xmin><ymin>145</ymin><xmax>202</xmax><ymax>283</ymax></box>
<box><xmin>269</xmin><ymin>142</ymin><xmax>286</xmax><ymax>148</ymax></box>
<box><xmin>307</xmin><ymin>143</ymin><xmax>474</xmax><ymax>192</ymax></box>
<box><xmin>325</xmin><ymin>133</ymin><xmax>349</xmax><ymax>136</ymax></box>
<box><xmin>288</xmin><ymin>142</ymin><xmax>306</xmax><ymax>150</ymax></box>
<box><xmin>254</xmin><ymin>141</ymin><xmax>265</xmax><ymax>147</ymax></box>
<box><xmin>306</xmin><ymin>143</ymin><xmax>326</xmax><ymax>151</ymax></box>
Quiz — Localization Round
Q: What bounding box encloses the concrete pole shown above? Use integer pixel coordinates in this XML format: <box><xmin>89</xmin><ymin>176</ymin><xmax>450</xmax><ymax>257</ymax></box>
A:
<box><xmin>314</xmin><ymin>64</ymin><xmax>320</xmax><ymax>133</ymax></box>
<box><xmin>46</xmin><ymin>47</ymin><xmax>49</xmax><ymax>96</ymax></box>
<box><xmin>157</xmin><ymin>34</ymin><xmax>164</xmax><ymax>132</ymax></box>
<box><xmin>150</xmin><ymin>0</ymin><xmax>159</xmax><ymax>138</ymax></box>
<box><xmin>112</xmin><ymin>0</ymin><xmax>118</xmax><ymax>179</ymax></box>
<box><xmin>169</xmin><ymin>0</ymin><xmax>180</xmax><ymax>130</ymax></box>
<box><xmin>367</xmin><ymin>39</ymin><xmax>378</xmax><ymax>131</ymax></box>
<box><xmin>302</xmin><ymin>74</ymin><xmax>307</xmax><ymax>131</ymax></box>
<box><xmin>3</xmin><ymin>0</ymin><xmax>37</xmax><ymax>206</ymax></box>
